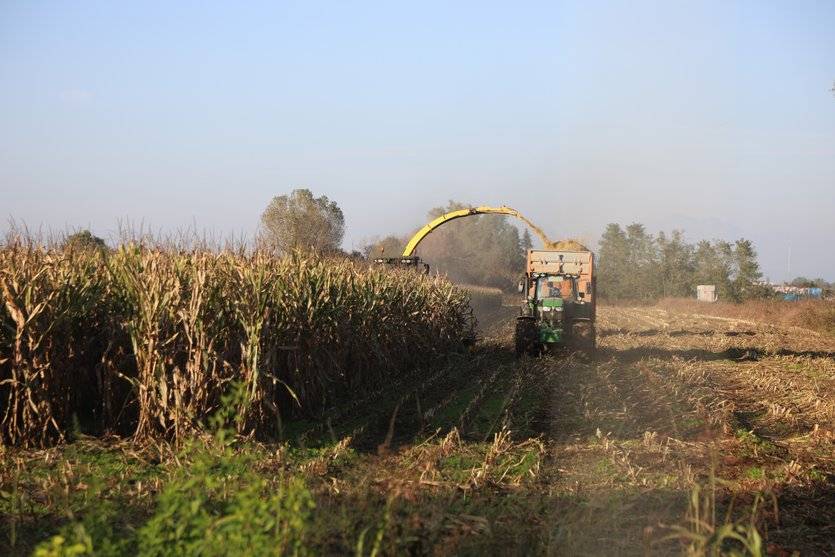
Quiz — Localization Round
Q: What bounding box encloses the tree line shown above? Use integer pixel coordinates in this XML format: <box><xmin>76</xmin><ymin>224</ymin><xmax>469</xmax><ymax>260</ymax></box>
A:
<box><xmin>256</xmin><ymin>193</ymin><xmax>530</xmax><ymax>289</ymax></box>
<box><xmin>597</xmin><ymin>223</ymin><xmax>767</xmax><ymax>302</ymax></box>
<box><xmin>55</xmin><ymin>188</ymin><xmax>816</xmax><ymax>303</ymax></box>
<box><xmin>787</xmin><ymin>277</ymin><xmax>832</xmax><ymax>290</ymax></box>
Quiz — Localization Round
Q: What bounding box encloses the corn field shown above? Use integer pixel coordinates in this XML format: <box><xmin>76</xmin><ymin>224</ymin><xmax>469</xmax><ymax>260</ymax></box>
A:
<box><xmin>0</xmin><ymin>241</ymin><xmax>475</xmax><ymax>448</ymax></box>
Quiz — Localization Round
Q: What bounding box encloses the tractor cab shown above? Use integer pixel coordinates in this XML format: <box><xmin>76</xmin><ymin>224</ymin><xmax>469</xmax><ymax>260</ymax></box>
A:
<box><xmin>372</xmin><ymin>256</ymin><xmax>430</xmax><ymax>274</ymax></box>
<box><xmin>519</xmin><ymin>273</ymin><xmax>579</xmax><ymax>306</ymax></box>
<box><xmin>533</xmin><ymin>274</ymin><xmax>577</xmax><ymax>302</ymax></box>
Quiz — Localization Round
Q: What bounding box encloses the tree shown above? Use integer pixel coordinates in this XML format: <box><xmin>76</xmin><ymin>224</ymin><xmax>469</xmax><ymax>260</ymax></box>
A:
<box><xmin>598</xmin><ymin>223</ymin><xmax>661</xmax><ymax>301</ymax></box>
<box><xmin>789</xmin><ymin>276</ymin><xmax>830</xmax><ymax>289</ymax></box>
<box><xmin>260</xmin><ymin>189</ymin><xmax>344</xmax><ymax>254</ymax></box>
<box><xmin>599</xmin><ymin>222</ymin><xmax>765</xmax><ymax>303</ymax></box>
<box><xmin>732</xmin><ymin>239</ymin><xmax>764</xmax><ymax>300</ymax></box>
<box><xmin>657</xmin><ymin>230</ymin><xmax>695</xmax><ymax>298</ymax></box>
<box><xmin>404</xmin><ymin>201</ymin><xmax>526</xmax><ymax>289</ymax></box>
<box><xmin>693</xmin><ymin>240</ymin><xmax>735</xmax><ymax>301</ymax></box>
<box><xmin>362</xmin><ymin>235</ymin><xmax>406</xmax><ymax>258</ymax></box>
<box><xmin>624</xmin><ymin>223</ymin><xmax>659</xmax><ymax>300</ymax></box>
<box><xmin>63</xmin><ymin>230</ymin><xmax>107</xmax><ymax>252</ymax></box>
<box><xmin>520</xmin><ymin>229</ymin><xmax>533</xmax><ymax>252</ymax></box>
<box><xmin>597</xmin><ymin>224</ymin><xmax>630</xmax><ymax>300</ymax></box>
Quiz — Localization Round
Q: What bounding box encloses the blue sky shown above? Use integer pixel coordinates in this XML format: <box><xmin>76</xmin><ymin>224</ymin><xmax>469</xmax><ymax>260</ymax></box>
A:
<box><xmin>1</xmin><ymin>0</ymin><xmax>833</xmax><ymax>280</ymax></box>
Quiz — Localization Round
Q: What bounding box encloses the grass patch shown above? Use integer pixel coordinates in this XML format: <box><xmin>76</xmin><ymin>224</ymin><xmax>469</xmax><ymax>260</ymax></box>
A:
<box><xmin>745</xmin><ymin>466</ymin><xmax>765</xmax><ymax>480</ymax></box>
<box><xmin>735</xmin><ymin>429</ymin><xmax>783</xmax><ymax>460</ymax></box>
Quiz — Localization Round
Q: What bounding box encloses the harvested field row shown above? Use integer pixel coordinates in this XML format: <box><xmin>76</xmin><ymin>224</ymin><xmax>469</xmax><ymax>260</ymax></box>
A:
<box><xmin>549</xmin><ymin>307</ymin><xmax>835</xmax><ymax>554</ymax></box>
<box><xmin>657</xmin><ymin>298</ymin><xmax>835</xmax><ymax>337</ymax></box>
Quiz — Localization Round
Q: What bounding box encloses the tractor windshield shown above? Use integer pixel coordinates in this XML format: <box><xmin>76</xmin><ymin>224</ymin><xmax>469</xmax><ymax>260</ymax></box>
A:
<box><xmin>535</xmin><ymin>275</ymin><xmax>575</xmax><ymax>300</ymax></box>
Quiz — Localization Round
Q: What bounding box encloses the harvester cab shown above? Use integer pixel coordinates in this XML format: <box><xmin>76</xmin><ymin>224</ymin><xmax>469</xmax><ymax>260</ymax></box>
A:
<box><xmin>515</xmin><ymin>250</ymin><xmax>596</xmax><ymax>356</ymax></box>
<box><xmin>372</xmin><ymin>256</ymin><xmax>430</xmax><ymax>274</ymax></box>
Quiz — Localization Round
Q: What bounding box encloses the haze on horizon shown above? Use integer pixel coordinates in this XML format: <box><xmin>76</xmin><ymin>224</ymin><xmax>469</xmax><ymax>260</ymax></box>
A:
<box><xmin>1</xmin><ymin>0</ymin><xmax>833</xmax><ymax>281</ymax></box>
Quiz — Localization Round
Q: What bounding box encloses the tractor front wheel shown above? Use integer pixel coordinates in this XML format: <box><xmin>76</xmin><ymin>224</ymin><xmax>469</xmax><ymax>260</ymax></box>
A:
<box><xmin>515</xmin><ymin>318</ymin><xmax>539</xmax><ymax>357</ymax></box>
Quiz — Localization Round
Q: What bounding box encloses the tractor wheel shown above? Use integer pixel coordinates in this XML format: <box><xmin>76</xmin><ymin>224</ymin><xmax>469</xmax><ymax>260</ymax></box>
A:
<box><xmin>515</xmin><ymin>318</ymin><xmax>539</xmax><ymax>357</ymax></box>
<box><xmin>570</xmin><ymin>321</ymin><xmax>596</xmax><ymax>353</ymax></box>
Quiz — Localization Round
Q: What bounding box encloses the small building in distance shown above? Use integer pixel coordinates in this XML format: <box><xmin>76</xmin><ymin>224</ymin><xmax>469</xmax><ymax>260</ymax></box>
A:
<box><xmin>696</xmin><ymin>284</ymin><xmax>717</xmax><ymax>302</ymax></box>
<box><xmin>770</xmin><ymin>284</ymin><xmax>823</xmax><ymax>301</ymax></box>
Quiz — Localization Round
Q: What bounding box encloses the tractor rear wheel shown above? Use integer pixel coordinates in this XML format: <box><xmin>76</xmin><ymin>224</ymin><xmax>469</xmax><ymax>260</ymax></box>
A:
<box><xmin>515</xmin><ymin>318</ymin><xmax>539</xmax><ymax>357</ymax></box>
<box><xmin>570</xmin><ymin>321</ymin><xmax>596</xmax><ymax>353</ymax></box>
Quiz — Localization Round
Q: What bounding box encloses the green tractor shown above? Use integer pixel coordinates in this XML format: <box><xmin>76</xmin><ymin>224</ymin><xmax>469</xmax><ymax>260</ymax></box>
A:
<box><xmin>514</xmin><ymin>250</ymin><xmax>596</xmax><ymax>356</ymax></box>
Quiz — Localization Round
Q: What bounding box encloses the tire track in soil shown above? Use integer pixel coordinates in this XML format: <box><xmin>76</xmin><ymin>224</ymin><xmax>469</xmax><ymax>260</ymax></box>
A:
<box><xmin>543</xmin><ymin>329</ymin><xmax>704</xmax><ymax>554</ymax></box>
